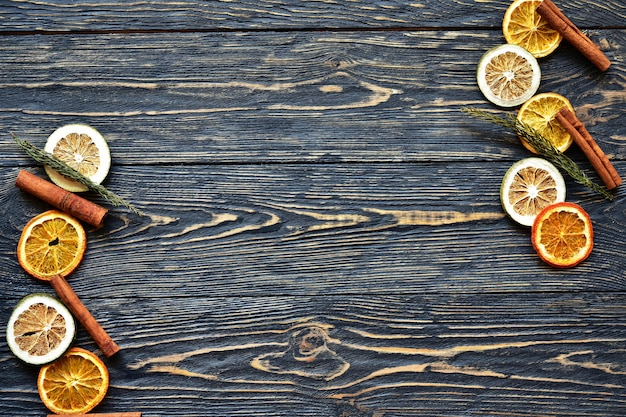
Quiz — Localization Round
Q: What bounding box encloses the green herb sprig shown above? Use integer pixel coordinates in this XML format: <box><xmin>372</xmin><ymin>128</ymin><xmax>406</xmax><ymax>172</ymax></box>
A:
<box><xmin>12</xmin><ymin>133</ymin><xmax>144</xmax><ymax>215</ymax></box>
<box><xmin>461</xmin><ymin>107</ymin><xmax>613</xmax><ymax>201</ymax></box>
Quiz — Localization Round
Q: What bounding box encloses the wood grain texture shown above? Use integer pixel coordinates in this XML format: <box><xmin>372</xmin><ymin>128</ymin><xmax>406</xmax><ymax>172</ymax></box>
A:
<box><xmin>0</xmin><ymin>30</ymin><xmax>624</xmax><ymax>165</ymax></box>
<box><xmin>1</xmin><ymin>293</ymin><xmax>625</xmax><ymax>416</ymax></box>
<box><xmin>1</xmin><ymin>164</ymin><xmax>624</xmax><ymax>301</ymax></box>
<box><xmin>0</xmin><ymin>0</ymin><xmax>625</xmax><ymax>416</ymax></box>
<box><xmin>1</xmin><ymin>0</ymin><xmax>624</xmax><ymax>30</ymax></box>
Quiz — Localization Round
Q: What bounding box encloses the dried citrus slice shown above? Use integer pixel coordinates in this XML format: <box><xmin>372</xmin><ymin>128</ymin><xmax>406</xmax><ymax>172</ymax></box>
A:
<box><xmin>44</xmin><ymin>124</ymin><xmax>111</xmax><ymax>192</ymax></box>
<box><xmin>6</xmin><ymin>293</ymin><xmax>76</xmax><ymax>365</ymax></box>
<box><xmin>501</xmin><ymin>157</ymin><xmax>566</xmax><ymax>226</ymax></box>
<box><xmin>532</xmin><ymin>202</ymin><xmax>593</xmax><ymax>268</ymax></box>
<box><xmin>476</xmin><ymin>44</ymin><xmax>541</xmax><ymax>108</ymax></box>
<box><xmin>517</xmin><ymin>92</ymin><xmax>574</xmax><ymax>153</ymax></box>
<box><xmin>17</xmin><ymin>210</ymin><xmax>87</xmax><ymax>281</ymax></box>
<box><xmin>38</xmin><ymin>347</ymin><xmax>109</xmax><ymax>414</ymax></box>
<box><xmin>503</xmin><ymin>0</ymin><xmax>562</xmax><ymax>58</ymax></box>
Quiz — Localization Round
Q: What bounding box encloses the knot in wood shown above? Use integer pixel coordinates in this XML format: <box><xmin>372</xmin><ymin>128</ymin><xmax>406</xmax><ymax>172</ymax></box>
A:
<box><xmin>291</xmin><ymin>326</ymin><xmax>329</xmax><ymax>360</ymax></box>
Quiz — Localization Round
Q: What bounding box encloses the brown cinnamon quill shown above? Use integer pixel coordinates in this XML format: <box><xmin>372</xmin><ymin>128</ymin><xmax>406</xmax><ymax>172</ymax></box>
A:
<box><xmin>48</xmin><ymin>413</ymin><xmax>141</xmax><ymax>417</ymax></box>
<box><xmin>50</xmin><ymin>274</ymin><xmax>120</xmax><ymax>358</ymax></box>
<box><xmin>555</xmin><ymin>108</ymin><xmax>621</xmax><ymax>190</ymax></box>
<box><xmin>537</xmin><ymin>0</ymin><xmax>610</xmax><ymax>71</ymax></box>
<box><xmin>16</xmin><ymin>170</ymin><xmax>108</xmax><ymax>228</ymax></box>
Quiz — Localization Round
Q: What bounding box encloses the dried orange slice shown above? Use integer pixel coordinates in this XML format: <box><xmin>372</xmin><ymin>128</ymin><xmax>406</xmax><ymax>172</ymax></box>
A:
<box><xmin>44</xmin><ymin>124</ymin><xmax>111</xmax><ymax>192</ymax></box>
<box><xmin>6</xmin><ymin>293</ymin><xmax>76</xmax><ymax>365</ymax></box>
<box><xmin>503</xmin><ymin>0</ymin><xmax>562</xmax><ymax>58</ymax></box>
<box><xmin>517</xmin><ymin>92</ymin><xmax>574</xmax><ymax>153</ymax></box>
<box><xmin>17</xmin><ymin>210</ymin><xmax>87</xmax><ymax>281</ymax></box>
<box><xmin>500</xmin><ymin>157</ymin><xmax>566</xmax><ymax>226</ymax></box>
<box><xmin>532</xmin><ymin>202</ymin><xmax>593</xmax><ymax>268</ymax></box>
<box><xmin>476</xmin><ymin>44</ymin><xmax>541</xmax><ymax>108</ymax></box>
<box><xmin>38</xmin><ymin>347</ymin><xmax>109</xmax><ymax>414</ymax></box>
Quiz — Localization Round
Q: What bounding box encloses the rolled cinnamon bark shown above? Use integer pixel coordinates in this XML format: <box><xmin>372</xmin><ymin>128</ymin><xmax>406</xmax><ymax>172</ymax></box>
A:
<box><xmin>48</xmin><ymin>413</ymin><xmax>141</xmax><ymax>417</ymax></box>
<box><xmin>50</xmin><ymin>274</ymin><xmax>120</xmax><ymax>358</ymax></box>
<box><xmin>537</xmin><ymin>0</ymin><xmax>610</xmax><ymax>71</ymax></box>
<box><xmin>16</xmin><ymin>170</ymin><xmax>107</xmax><ymax>227</ymax></box>
<box><xmin>555</xmin><ymin>108</ymin><xmax>621</xmax><ymax>189</ymax></box>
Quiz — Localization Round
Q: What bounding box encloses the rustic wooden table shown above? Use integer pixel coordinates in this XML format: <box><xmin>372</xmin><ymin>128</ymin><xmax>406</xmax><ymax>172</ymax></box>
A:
<box><xmin>1</xmin><ymin>1</ymin><xmax>625</xmax><ymax>416</ymax></box>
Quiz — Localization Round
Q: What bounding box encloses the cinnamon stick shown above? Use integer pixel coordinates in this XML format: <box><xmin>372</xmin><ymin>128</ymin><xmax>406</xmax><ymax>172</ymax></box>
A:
<box><xmin>48</xmin><ymin>414</ymin><xmax>141</xmax><ymax>417</ymax></box>
<box><xmin>50</xmin><ymin>274</ymin><xmax>120</xmax><ymax>357</ymax></box>
<box><xmin>555</xmin><ymin>108</ymin><xmax>621</xmax><ymax>190</ymax></box>
<box><xmin>537</xmin><ymin>0</ymin><xmax>611</xmax><ymax>72</ymax></box>
<box><xmin>16</xmin><ymin>170</ymin><xmax>108</xmax><ymax>228</ymax></box>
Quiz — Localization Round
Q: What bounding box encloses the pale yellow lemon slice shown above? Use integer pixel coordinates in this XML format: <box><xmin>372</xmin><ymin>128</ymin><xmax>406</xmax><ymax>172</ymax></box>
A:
<box><xmin>44</xmin><ymin>124</ymin><xmax>111</xmax><ymax>192</ymax></box>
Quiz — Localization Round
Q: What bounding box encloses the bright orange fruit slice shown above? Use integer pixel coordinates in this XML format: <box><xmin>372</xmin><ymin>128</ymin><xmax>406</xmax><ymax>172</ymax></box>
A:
<box><xmin>531</xmin><ymin>202</ymin><xmax>593</xmax><ymax>268</ymax></box>
<box><xmin>38</xmin><ymin>347</ymin><xmax>109</xmax><ymax>414</ymax></box>
<box><xmin>17</xmin><ymin>210</ymin><xmax>87</xmax><ymax>281</ymax></box>
<box><xmin>503</xmin><ymin>0</ymin><xmax>562</xmax><ymax>58</ymax></box>
<box><xmin>517</xmin><ymin>92</ymin><xmax>574</xmax><ymax>153</ymax></box>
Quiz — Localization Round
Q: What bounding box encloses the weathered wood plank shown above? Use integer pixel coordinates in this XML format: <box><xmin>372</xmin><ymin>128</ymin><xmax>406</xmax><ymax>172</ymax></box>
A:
<box><xmin>1</xmin><ymin>164</ymin><xmax>624</xmax><ymax>300</ymax></box>
<box><xmin>1</xmin><ymin>1</ymin><xmax>624</xmax><ymax>416</ymax></box>
<box><xmin>1</xmin><ymin>0</ymin><xmax>624</xmax><ymax>31</ymax></box>
<box><xmin>1</xmin><ymin>293</ymin><xmax>624</xmax><ymax>416</ymax></box>
<box><xmin>1</xmin><ymin>30</ymin><xmax>624</xmax><ymax>165</ymax></box>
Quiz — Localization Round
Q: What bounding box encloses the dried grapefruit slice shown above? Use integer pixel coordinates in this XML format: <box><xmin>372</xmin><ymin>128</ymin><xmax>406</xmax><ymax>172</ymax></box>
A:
<box><xmin>44</xmin><ymin>124</ymin><xmax>111</xmax><ymax>192</ymax></box>
<box><xmin>501</xmin><ymin>157</ymin><xmax>566</xmax><ymax>226</ymax></box>
<box><xmin>38</xmin><ymin>347</ymin><xmax>109</xmax><ymax>414</ymax></box>
<box><xmin>477</xmin><ymin>44</ymin><xmax>541</xmax><ymax>108</ymax></box>
<box><xmin>17</xmin><ymin>210</ymin><xmax>87</xmax><ymax>281</ymax></box>
<box><xmin>503</xmin><ymin>0</ymin><xmax>562</xmax><ymax>58</ymax></box>
<box><xmin>531</xmin><ymin>202</ymin><xmax>593</xmax><ymax>268</ymax></box>
<box><xmin>6</xmin><ymin>293</ymin><xmax>76</xmax><ymax>365</ymax></box>
<box><xmin>517</xmin><ymin>92</ymin><xmax>574</xmax><ymax>153</ymax></box>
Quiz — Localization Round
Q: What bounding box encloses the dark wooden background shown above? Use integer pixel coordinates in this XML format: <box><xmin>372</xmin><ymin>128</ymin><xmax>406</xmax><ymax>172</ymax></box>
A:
<box><xmin>1</xmin><ymin>1</ymin><xmax>625</xmax><ymax>416</ymax></box>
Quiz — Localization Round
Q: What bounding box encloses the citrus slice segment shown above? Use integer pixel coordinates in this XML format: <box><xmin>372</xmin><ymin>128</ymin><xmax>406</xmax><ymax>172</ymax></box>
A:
<box><xmin>531</xmin><ymin>202</ymin><xmax>593</xmax><ymax>268</ymax></box>
<box><xmin>6</xmin><ymin>293</ymin><xmax>76</xmax><ymax>366</ymax></box>
<box><xmin>38</xmin><ymin>347</ymin><xmax>109</xmax><ymax>414</ymax></box>
<box><xmin>517</xmin><ymin>92</ymin><xmax>574</xmax><ymax>153</ymax></box>
<box><xmin>501</xmin><ymin>157</ymin><xmax>566</xmax><ymax>226</ymax></box>
<box><xmin>503</xmin><ymin>0</ymin><xmax>562</xmax><ymax>58</ymax></box>
<box><xmin>476</xmin><ymin>44</ymin><xmax>541</xmax><ymax>108</ymax></box>
<box><xmin>44</xmin><ymin>124</ymin><xmax>111</xmax><ymax>192</ymax></box>
<box><xmin>17</xmin><ymin>210</ymin><xmax>87</xmax><ymax>281</ymax></box>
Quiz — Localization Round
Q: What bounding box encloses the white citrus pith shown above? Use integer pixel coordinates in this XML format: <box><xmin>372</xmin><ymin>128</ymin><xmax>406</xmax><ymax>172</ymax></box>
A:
<box><xmin>44</xmin><ymin>124</ymin><xmax>111</xmax><ymax>192</ymax></box>
<box><xmin>500</xmin><ymin>157</ymin><xmax>566</xmax><ymax>226</ymax></box>
<box><xmin>477</xmin><ymin>44</ymin><xmax>541</xmax><ymax>108</ymax></box>
<box><xmin>6</xmin><ymin>293</ymin><xmax>76</xmax><ymax>365</ymax></box>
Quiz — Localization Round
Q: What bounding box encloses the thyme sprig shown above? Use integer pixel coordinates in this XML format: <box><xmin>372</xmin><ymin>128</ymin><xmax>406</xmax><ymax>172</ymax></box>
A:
<box><xmin>461</xmin><ymin>107</ymin><xmax>613</xmax><ymax>201</ymax></box>
<box><xmin>12</xmin><ymin>133</ymin><xmax>144</xmax><ymax>215</ymax></box>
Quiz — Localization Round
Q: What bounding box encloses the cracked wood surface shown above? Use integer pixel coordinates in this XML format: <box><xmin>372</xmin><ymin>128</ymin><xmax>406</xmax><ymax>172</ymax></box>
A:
<box><xmin>0</xmin><ymin>1</ymin><xmax>625</xmax><ymax>416</ymax></box>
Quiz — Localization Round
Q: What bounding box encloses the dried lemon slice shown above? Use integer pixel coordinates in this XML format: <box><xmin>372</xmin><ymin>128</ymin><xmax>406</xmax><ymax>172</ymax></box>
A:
<box><xmin>476</xmin><ymin>44</ymin><xmax>541</xmax><ymax>108</ymax></box>
<box><xmin>38</xmin><ymin>347</ymin><xmax>109</xmax><ymax>414</ymax></box>
<box><xmin>532</xmin><ymin>202</ymin><xmax>593</xmax><ymax>268</ymax></box>
<box><xmin>517</xmin><ymin>92</ymin><xmax>574</xmax><ymax>153</ymax></box>
<box><xmin>17</xmin><ymin>210</ymin><xmax>87</xmax><ymax>281</ymax></box>
<box><xmin>6</xmin><ymin>293</ymin><xmax>76</xmax><ymax>365</ymax></box>
<box><xmin>44</xmin><ymin>124</ymin><xmax>111</xmax><ymax>192</ymax></box>
<box><xmin>500</xmin><ymin>157</ymin><xmax>566</xmax><ymax>226</ymax></box>
<box><xmin>503</xmin><ymin>0</ymin><xmax>562</xmax><ymax>58</ymax></box>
